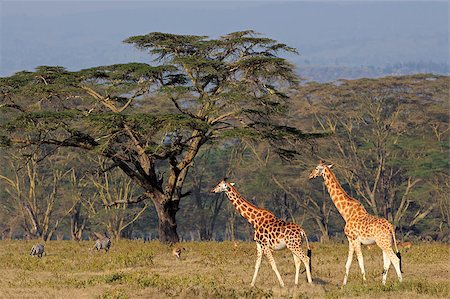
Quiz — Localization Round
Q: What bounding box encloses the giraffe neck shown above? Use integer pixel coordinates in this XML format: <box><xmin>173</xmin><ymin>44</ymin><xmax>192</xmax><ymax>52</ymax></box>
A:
<box><xmin>322</xmin><ymin>168</ymin><xmax>366</xmax><ymax>222</ymax></box>
<box><xmin>224</xmin><ymin>186</ymin><xmax>269</xmax><ymax>228</ymax></box>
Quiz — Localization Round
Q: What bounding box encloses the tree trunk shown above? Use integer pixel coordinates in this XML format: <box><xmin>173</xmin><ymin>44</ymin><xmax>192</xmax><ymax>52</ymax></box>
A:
<box><xmin>70</xmin><ymin>203</ymin><xmax>85</xmax><ymax>241</ymax></box>
<box><xmin>207</xmin><ymin>199</ymin><xmax>224</xmax><ymax>240</ymax></box>
<box><xmin>195</xmin><ymin>198</ymin><xmax>224</xmax><ymax>241</ymax></box>
<box><xmin>198</xmin><ymin>214</ymin><xmax>210</xmax><ymax>241</ymax></box>
<box><xmin>314</xmin><ymin>218</ymin><xmax>330</xmax><ymax>242</ymax></box>
<box><xmin>192</xmin><ymin>183</ymin><xmax>210</xmax><ymax>240</ymax></box>
<box><xmin>107</xmin><ymin>222</ymin><xmax>121</xmax><ymax>241</ymax></box>
<box><xmin>153</xmin><ymin>196</ymin><xmax>180</xmax><ymax>243</ymax></box>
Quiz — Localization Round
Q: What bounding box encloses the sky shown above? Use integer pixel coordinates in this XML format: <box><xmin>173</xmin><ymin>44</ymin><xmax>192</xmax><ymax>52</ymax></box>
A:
<box><xmin>0</xmin><ymin>0</ymin><xmax>448</xmax><ymax>77</ymax></box>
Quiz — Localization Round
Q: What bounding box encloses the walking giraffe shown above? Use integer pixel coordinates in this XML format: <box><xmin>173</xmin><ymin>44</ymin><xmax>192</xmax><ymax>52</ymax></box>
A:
<box><xmin>309</xmin><ymin>161</ymin><xmax>403</xmax><ymax>285</ymax></box>
<box><xmin>211</xmin><ymin>179</ymin><xmax>312</xmax><ymax>287</ymax></box>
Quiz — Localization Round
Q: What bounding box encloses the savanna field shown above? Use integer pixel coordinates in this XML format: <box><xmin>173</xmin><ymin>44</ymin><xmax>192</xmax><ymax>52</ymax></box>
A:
<box><xmin>0</xmin><ymin>241</ymin><xmax>448</xmax><ymax>299</ymax></box>
<box><xmin>0</xmin><ymin>2</ymin><xmax>449</xmax><ymax>299</ymax></box>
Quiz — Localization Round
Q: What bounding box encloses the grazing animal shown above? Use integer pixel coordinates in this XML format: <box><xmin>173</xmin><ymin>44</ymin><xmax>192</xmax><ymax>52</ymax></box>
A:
<box><xmin>172</xmin><ymin>247</ymin><xmax>185</xmax><ymax>259</ymax></box>
<box><xmin>93</xmin><ymin>237</ymin><xmax>111</xmax><ymax>252</ymax></box>
<box><xmin>398</xmin><ymin>241</ymin><xmax>412</xmax><ymax>250</ymax></box>
<box><xmin>211</xmin><ymin>179</ymin><xmax>312</xmax><ymax>287</ymax></box>
<box><xmin>309</xmin><ymin>162</ymin><xmax>402</xmax><ymax>285</ymax></box>
<box><xmin>30</xmin><ymin>243</ymin><xmax>45</xmax><ymax>258</ymax></box>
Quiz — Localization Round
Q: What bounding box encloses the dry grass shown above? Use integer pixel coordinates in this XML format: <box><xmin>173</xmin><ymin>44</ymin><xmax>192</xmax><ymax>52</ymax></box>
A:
<box><xmin>0</xmin><ymin>240</ymin><xmax>448</xmax><ymax>298</ymax></box>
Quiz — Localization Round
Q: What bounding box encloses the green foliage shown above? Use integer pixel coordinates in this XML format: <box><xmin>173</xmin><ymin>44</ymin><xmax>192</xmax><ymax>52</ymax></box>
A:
<box><xmin>388</xmin><ymin>135</ymin><xmax>449</xmax><ymax>177</ymax></box>
<box><xmin>217</xmin><ymin>127</ymin><xmax>262</xmax><ymax>140</ymax></box>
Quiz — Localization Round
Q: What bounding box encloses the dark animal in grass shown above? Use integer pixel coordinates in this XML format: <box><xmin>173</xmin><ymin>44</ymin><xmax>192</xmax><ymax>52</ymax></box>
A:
<box><xmin>30</xmin><ymin>243</ymin><xmax>45</xmax><ymax>257</ymax></box>
<box><xmin>93</xmin><ymin>237</ymin><xmax>111</xmax><ymax>252</ymax></box>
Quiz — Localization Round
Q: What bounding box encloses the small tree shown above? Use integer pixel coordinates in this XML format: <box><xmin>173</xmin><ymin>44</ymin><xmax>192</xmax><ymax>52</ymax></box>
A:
<box><xmin>0</xmin><ymin>152</ymin><xmax>71</xmax><ymax>241</ymax></box>
<box><xmin>88</xmin><ymin>160</ymin><xmax>148</xmax><ymax>240</ymax></box>
<box><xmin>67</xmin><ymin>169</ymin><xmax>88</xmax><ymax>241</ymax></box>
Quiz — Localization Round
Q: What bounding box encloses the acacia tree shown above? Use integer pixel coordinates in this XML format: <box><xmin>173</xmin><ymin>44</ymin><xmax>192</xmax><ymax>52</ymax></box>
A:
<box><xmin>0</xmin><ymin>31</ymin><xmax>318</xmax><ymax>243</ymax></box>
<box><xmin>87</xmin><ymin>160</ymin><xmax>148</xmax><ymax>240</ymax></box>
<box><xmin>0</xmin><ymin>152</ymin><xmax>72</xmax><ymax>241</ymax></box>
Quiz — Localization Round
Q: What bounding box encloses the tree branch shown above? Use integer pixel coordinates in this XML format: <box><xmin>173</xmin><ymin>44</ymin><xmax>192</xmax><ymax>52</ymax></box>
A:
<box><xmin>170</xmin><ymin>97</ymin><xmax>202</xmax><ymax>120</ymax></box>
<box><xmin>106</xmin><ymin>194</ymin><xmax>148</xmax><ymax>207</ymax></box>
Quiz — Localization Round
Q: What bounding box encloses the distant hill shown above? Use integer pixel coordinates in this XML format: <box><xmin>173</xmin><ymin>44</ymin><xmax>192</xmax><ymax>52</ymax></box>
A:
<box><xmin>1</xmin><ymin>1</ymin><xmax>448</xmax><ymax>81</ymax></box>
<box><xmin>299</xmin><ymin>62</ymin><xmax>450</xmax><ymax>83</ymax></box>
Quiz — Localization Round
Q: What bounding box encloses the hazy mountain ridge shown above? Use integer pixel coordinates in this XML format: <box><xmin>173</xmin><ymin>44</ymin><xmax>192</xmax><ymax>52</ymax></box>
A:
<box><xmin>299</xmin><ymin>63</ymin><xmax>450</xmax><ymax>83</ymax></box>
<box><xmin>1</xmin><ymin>1</ymin><xmax>448</xmax><ymax>81</ymax></box>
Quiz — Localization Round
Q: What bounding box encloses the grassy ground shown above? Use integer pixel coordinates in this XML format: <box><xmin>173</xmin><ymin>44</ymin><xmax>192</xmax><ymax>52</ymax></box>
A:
<box><xmin>0</xmin><ymin>240</ymin><xmax>448</xmax><ymax>299</ymax></box>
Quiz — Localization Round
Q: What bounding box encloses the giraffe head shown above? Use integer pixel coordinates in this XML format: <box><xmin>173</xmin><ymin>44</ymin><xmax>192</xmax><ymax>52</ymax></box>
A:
<box><xmin>309</xmin><ymin>161</ymin><xmax>333</xmax><ymax>179</ymax></box>
<box><xmin>211</xmin><ymin>179</ymin><xmax>235</xmax><ymax>193</ymax></box>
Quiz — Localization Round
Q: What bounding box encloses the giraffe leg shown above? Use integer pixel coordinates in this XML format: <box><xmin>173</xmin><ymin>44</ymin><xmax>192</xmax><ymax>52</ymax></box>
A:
<box><xmin>289</xmin><ymin>245</ymin><xmax>313</xmax><ymax>285</ymax></box>
<box><xmin>343</xmin><ymin>240</ymin><xmax>355</xmax><ymax>286</ymax></box>
<box><xmin>264</xmin><ymin>248</ymin><xmax>285</xmax><ymax>287</ymax></box>
<box><xmin>250</xmin><ymin>243</ymin><xmax>263</xmax><ymax>287</ymax></box>
<box><xmin>382</xmin><ymin>250</ymin><xmax>391</xmax><ymax>285</ymax></box>
<box><xmin>353</xmin><ymin>241</ymin><xmax>366</xmax><ymax>282</ymax></box>
<box><xmin>292</xmin><ymin>253</ymin><xmax>301</xmax><ymax>285</ymax></box>
<box><xmin>299</xmin><ymin>252</ymin><xmax>313</xmax><ymax>284</ymax></box>
<box><xmin>386</xmin><ymin>247</ymin><xmax>403</xmax><ymax>283</ymax></box>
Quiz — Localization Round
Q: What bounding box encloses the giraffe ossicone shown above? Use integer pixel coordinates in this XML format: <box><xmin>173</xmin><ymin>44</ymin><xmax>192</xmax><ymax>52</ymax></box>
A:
<box><xmin>309</xmin><ymin>161</ymin><xmax>403</xmax><ymax>286</ymax></box>
<box><xmin>211</xmin><ymin>179</ymin><xmax>313</xmax><ymax>287</ymax></box>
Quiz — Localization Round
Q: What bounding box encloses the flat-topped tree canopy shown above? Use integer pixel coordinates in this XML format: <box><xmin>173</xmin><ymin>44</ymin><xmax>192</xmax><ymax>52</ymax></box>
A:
<box><xmin>0</xmin><ymin>31</ymin><xmax>323</xmax><ymax>243</ymax></box>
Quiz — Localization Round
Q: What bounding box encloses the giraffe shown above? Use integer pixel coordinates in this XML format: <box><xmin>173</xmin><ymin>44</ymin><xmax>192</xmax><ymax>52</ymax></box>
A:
<box><xmin>211</xmin><ymin>179</ymin><xmax>312</xmax><ymax>287</ymax></box>
<box><xmin>309</xmin><ymin>161</ymin><xmax>403</xmax><ymax>285</ymax></box>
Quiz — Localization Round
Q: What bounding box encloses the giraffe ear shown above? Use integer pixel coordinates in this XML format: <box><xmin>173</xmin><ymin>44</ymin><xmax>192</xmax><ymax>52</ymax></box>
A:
<box><xmin>230</xmin><ymin>182</ymin><xmax>235</xmax><ymax>186</ymax></box>
<box><xmin>327</xmin><ymin>164</ymin><xmax>333</xmax><ymax>169</ymax></box>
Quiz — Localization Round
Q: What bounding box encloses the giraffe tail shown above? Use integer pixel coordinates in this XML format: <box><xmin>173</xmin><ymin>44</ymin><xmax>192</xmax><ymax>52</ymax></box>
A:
<box><xmin>301</xmin><ymin>230</ymin><xmax>312</xmax><ymax>274</ymax></box>
<box><xmin>392</xmin><ymin>227</ymin><xmax>403</xmax><ymax>273</ymax></box>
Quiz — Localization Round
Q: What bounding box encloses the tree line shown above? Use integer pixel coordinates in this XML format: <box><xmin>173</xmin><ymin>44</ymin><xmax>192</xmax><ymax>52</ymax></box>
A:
<box><xmin>0</xmin><ymin>31</ymin><xmax>448</xmax><ymax>243</ymax></box>
<box><xmin>299</xmin><ymin>61</ymin><xmax>449</xmax><ymax>82</ymax></box>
